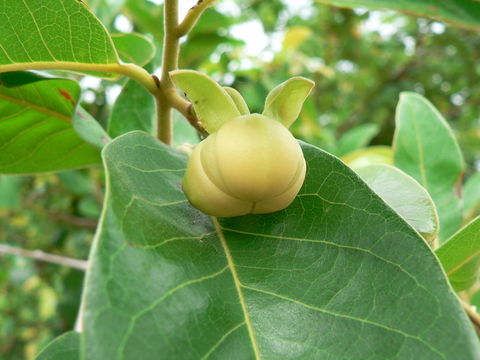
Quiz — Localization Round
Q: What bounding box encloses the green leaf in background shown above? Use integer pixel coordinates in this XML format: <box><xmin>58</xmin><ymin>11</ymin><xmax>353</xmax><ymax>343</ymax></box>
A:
<box><xmin>173</xmin><ymin>111</ymin><xmax>200</xmax><ymax>147</ymax></box>
<box><xmin>336</xmin><ymin>123</ymin><xmax>380</xmax><ymax>157</ymax></box>
<box><xmin>78</xmin><ymin>196</ymin><xmax>102</xmax><ymax>219</ymax></box>
<box><xmin>472</xmin><ymin>289</ymin><xmax>480</xmax><ymax>310</ymax></box>
<box><xmin>86</xmin><ymin>0</ymin><xmax>126</xmax><ymax>27</ymax></box>
<box><xmin>342</xmin><ymin>145</ymin><xmax>393</xmax><ymax>168</ymax></box>
<box><xmin>316</xmin><ymin>0</ymin><xmax>480</xmax><ymax>30</ymax></box>
<box><xmin>58</xmin><ymin>171</ymin><xmax>94</xmax><ymax>197</ymax></box>
<box><xmin>181</xmin><ymin>33</ymin><xmax>244</xmax><ymax>69</ymax></box>
<box><xmin>108</xmin><ymin>67</ymin><xmax>155</xmax><ymax>138</ymax></box>
<box><xmin>112</xmin><ymin>33</ymin><xmax>155</xmax><ymax>67</ymax></box>
<box><xmin>355</xmin><ymin>164</ymin><xmax>438</xmax><ymax>242</ymax></box>
<box><xmin>0</xmin><ymin>74</ymin><xmax>101</xmax><ymax>174</ymax></box>
<box><xmin>393</xmin><ymin>92</ymin><xmax>464</xmax><ymax>242</ymax></box>
<box><xmin>436</xmin><ymin>217</ymin><xmax>480</xmax><ymax>292</ymax></box>
<box><xmin>81</xmin><ymin>131</ymin><xmax>479</xmax><ymax>359</ymax></box>
<box><xmin>0</xmin><ymin>0</ymin><xmax>119</xmax><ymax>77</ymax></box>
<box><xmin>73</xmin><ymin>107</ymin><xmax>111</xmax><ymax>149</ymax></box>
<box><xmin>170</xmin><ymin>70</ymin><xmax>240</xmax><ymax>133</ymax></box>
<box><xmin>0</xmin><ymin>176</ymin><xmax>21</xmax><ymax>209</ymax></box>
<box><xmin>35</xmin><ymin>331</ymin><xmax>80</xmax><ymax>360</ymax></box>
<box><xmin>180</xmin><ymin>8</ymin><xmax>243</xmax><ymax>69</ymax></box>
<box><xmin>282</xmin><ymin>26</ymin><xmax>313</xmax><ymax>52</ymax></box>
<box><xmin>464</xmin><ymin>172</ymin><xmax>480</xmax><ymax>218</ymax></box>
<box><xmin>124</xmin><ymin>0</ymin><xmax>164</xmax><ymax>41</ymax></box>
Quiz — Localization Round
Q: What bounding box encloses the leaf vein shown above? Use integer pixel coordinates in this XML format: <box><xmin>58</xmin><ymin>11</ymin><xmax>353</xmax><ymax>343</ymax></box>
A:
<box><xmin>213</xmin><ymin>217</ymin><xmax>261</xmax><ymax>359</ymax></box>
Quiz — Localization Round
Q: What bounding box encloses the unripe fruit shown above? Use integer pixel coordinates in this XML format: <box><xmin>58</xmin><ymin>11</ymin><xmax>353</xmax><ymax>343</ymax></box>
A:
<box><xmin>182</xmin><ymin>114</ymin><xmax>306</xmax><ymax>217</ymax></box>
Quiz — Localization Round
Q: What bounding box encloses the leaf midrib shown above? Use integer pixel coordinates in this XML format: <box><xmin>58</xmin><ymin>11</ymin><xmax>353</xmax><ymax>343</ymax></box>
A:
<box><xmin>446</xmin><ymin>249</ymin><xmax>480</xmax><ymax>275</ymax></box>
<box><xmin>212</xmin><ymin>217</ymin><xmax>261</xmax><ymax>359</ymax></box>
<box><xmin>410</xmin><ymin>105</ymin><xmax>429</xmax><ymax>188</ymax></box>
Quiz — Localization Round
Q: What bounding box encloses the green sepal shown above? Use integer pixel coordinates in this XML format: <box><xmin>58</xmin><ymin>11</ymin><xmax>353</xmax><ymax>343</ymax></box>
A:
<box><xmin>263</xmin><ymin>76</ymin><xmax>314</xmax><ymax>127</ymax></box>
<box><xmin>170</xmin><ymin>70</ymin><xmax>240</xmax><ymax>133</ymax></box>
<box><xmin>223</xmin><ymin>87</ymin><xmax>250</xmax><ymax>115</ymax></box>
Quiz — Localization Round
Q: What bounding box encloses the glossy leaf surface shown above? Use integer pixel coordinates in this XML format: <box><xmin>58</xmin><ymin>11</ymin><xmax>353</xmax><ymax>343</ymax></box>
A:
<box><xmin>0</xmin><ymin>75</ymin><xmax>100</xmax><ymax>174</ymax></box>
<box><xmin>82</xmin><ymin>131</ymin><xmax>479</xmax><ymax>359</ymax></box>
<box><xmin>436</xmin><ymin>217</ymin><xmax>480</xmax><ymax>292</ymax></box>
<box><xmin>355</xmin><ymin>164</ymin><xmax>438</xmax><ymax>242</ymax></box>
<box><xmin>393</xmin><ymin>92</ymin><xmax>464</xmax><ymax>242</ymax></box>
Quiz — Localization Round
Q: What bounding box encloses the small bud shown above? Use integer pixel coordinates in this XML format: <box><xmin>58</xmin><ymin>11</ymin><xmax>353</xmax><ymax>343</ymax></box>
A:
<box><xmin>182</xmin><ymin>114</ymin><xmax>306</xmax><ymax>217</ymax></box>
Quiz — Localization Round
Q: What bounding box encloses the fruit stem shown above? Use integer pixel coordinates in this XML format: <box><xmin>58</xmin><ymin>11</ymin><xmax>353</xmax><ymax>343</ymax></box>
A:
<box><xmin>156</xmin><ymin>0</ymin><xmax>180</xmax><ymax>145</ymax></box>
<box><xmin>155</xmin><ymin>0</ymin><xmax>215</xmax><ymax>143</ymax></box>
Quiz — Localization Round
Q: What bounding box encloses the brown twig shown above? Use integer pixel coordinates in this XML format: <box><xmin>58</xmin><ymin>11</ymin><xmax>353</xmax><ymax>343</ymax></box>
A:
<box><xmin>0</xmin><ymin>244</ymin><xmax>88</xmax><ymax>271</ymax></box>
<box><xmin>165</xmin><ymin>89</ymin><xmax>208</xmax><ymax>137</ymax></box>
<box><xmin>50</xmin><ymin>212</ymin><xmax>98</xmax><ymax>231</ymax></box>
<box><xmin>460</xmin><ymin>299</ymin><xmax>480</xmax><ymax>335</ymax></box>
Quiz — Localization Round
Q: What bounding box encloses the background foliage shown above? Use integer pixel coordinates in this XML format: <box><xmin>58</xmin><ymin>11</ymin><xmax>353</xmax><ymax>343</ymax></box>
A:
<box><xmin>1</xmin><ymin>0</ymin><xmax>480</xmax><ymax>358</ymax></box>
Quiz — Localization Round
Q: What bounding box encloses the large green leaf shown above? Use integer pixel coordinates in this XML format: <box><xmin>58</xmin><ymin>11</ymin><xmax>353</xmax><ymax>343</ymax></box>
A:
<box><xmin>316</xmin><ymin>0</ymin><xmax>480</xmax><ymax>30</ymax></box>
<box><xmin>0</xmin><ymin>75</ymin><xmax>100</xmax><ymax>174</ymax></box>
<box><xmin>81</xmin><ymin>131</ymin><xmax>479</xmax><ymax>359</ymax></box>
<box><xmin>436</xmin><ymin>217</ymin><xmax>480</xmax><ymax>292</ymax></box>
<box><xmin>35</xmin><ymin>331</ymin><xmax>80</xmax><ymax>360</ymax></box>
<box><xmin>0</xmin><ymin>0</ymin><xmax>118</xmax><ymax>77</ymax></box>
<box><xmin>393</xmin><ymin>92</ymin><xmax>464</xmax><ymax>242</ymax></box>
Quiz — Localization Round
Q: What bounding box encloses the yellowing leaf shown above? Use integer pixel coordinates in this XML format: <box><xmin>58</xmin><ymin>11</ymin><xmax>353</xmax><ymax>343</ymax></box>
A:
<box><xmin>283</xmin><ymin>26</ymin><xmax>312</xmax><ymax>51</ymax></box>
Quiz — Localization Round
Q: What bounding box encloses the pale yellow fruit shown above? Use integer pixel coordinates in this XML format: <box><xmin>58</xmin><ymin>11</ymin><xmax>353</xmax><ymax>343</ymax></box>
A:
<box><xmin>182</xmin><ymin>114</ymin><xmax>306</xmax><ymax>217</ymax></box>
